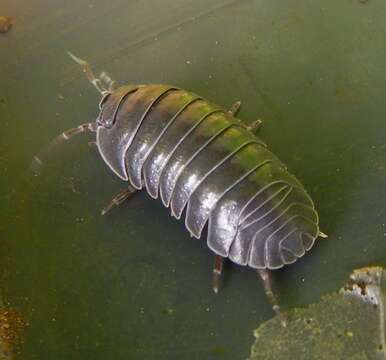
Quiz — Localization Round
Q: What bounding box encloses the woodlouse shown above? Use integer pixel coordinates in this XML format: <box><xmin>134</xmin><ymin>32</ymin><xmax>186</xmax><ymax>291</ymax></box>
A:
<box><xmin>32</xmin><ymin>53</ymin><xmax>326</xmax><ymax>317</ymax></box>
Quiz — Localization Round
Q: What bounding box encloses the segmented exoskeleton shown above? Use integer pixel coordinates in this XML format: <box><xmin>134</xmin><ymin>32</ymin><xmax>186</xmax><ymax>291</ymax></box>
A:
<box><xmin>32</xmin><ymin>53</ymin><xmax>326</xmax><ymax>320</ymax></box>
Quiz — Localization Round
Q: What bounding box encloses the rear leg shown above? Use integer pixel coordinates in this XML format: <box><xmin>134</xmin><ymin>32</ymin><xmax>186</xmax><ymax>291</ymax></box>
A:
<box><xmin>101</xmin><ymin>186</ymin><xmax>138</xmax><ymax>215</ymax></box>
<box><xmin>212</xmin><ymin>255</ymin><xmax>224</xmax><ymax>294</ymax></box>
<box><xmin>257</xmin><ymin>269</ymin><xmax>287</xmax><ymax>326</ymax></box>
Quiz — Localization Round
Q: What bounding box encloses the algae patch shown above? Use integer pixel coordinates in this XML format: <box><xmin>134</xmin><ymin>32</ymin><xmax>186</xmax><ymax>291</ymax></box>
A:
<box><xmin>248</xmin><ymin>267</ymin><xmax>386</xmax><ymax>360</ymax></box>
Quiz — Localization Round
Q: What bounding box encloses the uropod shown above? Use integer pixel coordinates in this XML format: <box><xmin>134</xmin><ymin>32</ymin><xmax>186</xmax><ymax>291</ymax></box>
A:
<box><xmin>32</xmin><ymin>53</ymin><xmax>327</xmax><ymax>319</ymax></box>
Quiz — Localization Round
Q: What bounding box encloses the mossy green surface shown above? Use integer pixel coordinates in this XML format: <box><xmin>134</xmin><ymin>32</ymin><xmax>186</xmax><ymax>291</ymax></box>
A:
<box><xmin>249</xmin><ymin>268</ymin><xmax>386</xmax><ymax>360</ymax></box>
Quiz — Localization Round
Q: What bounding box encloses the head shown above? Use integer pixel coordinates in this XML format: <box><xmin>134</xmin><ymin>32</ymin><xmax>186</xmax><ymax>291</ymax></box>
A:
<box><xmin>94</xmin><ymin>84</ymin><xmax>139</xmax><ymax>180</ymax></box>
<box><xmin>30</xmin><ymin>52</ymin><xmax>127</xmax><ymax>174</ymax></box>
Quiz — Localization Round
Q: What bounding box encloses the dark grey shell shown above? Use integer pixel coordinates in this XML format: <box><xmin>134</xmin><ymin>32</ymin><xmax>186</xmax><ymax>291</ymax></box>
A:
<box><xmin>96</xmin><ymin>84</ymin><xmax>320</xmax><ymax>270</ymax></box>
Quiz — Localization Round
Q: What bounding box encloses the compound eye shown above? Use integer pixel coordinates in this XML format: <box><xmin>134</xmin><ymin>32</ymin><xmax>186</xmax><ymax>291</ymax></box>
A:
<box><xmin>96</xmin><ymin>93</ymin><xmax>115</xmax><ymax>128</ymax></box>
<box><xmin>103</xmin><ymin>116</ymin><xmax>114</xmax><ymax>128</ymax></box>
<box><xmin>96</xmin><ymin>111</ymin><xmax>114</xmax><ymax>128</ymax></box>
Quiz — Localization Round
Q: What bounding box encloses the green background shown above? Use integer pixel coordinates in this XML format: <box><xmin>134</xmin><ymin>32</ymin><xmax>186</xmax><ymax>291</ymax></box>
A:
<box><xmin>1</xmin><ymin>0</ymin><xmax>386</xmax><ymax>359</ymax></box>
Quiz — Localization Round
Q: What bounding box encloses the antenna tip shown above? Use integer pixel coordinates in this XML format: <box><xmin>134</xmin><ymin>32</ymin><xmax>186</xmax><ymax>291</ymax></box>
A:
<box><xmin>66</xmin><ymin>51</ymin><xmax>85</xmax><ymax>65</ymax></box>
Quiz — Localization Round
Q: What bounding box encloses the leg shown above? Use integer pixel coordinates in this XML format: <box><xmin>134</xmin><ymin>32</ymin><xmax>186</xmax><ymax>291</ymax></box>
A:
<box><xmin>227</xmin><ymin>100</ymin><xmax>262</xmax><ymax>134</ymax></box>
<box><xmin>88</xmin><ymin>141</ymin><xmax>97</xmax><ymax>148</ymax></box>
<box><xmin>101</xmin><ymin>186</ymin><xmax>137</xmax><ymax>215</ymax></box>
<box><xmin>212</xmin><ymin>255</ymin><xmax>224</xmax><ymax>294</ymax></box>
<box><xmin>31</xmin><ymin>122</ymin><xmax>97</xmax><ymax>173</ymax></box>
<box><xmin>228</xmin><ymin>101</ymin><xmax>241</xmax><ymax>116</ymax></box>
<box><xmin>257</xmin><ymin>269</ymin><xmax>287</xmax><ymax>326</ymax></box>
<box><xmin>247</xmin><ymin>119</ymin><xmax>262</xmax><ymax>134</ymax></box>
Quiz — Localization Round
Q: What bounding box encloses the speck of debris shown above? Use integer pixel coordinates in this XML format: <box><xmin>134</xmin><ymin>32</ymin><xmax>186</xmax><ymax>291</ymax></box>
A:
<box><xmin>0</xmin><ymin>16</ymin><xmax>13</xmax><ymax>33</ymax></box>
<box><xmin>166</xmin><ymin>308</ymin><xmax>174</xmax><ymax>315</ymax></box>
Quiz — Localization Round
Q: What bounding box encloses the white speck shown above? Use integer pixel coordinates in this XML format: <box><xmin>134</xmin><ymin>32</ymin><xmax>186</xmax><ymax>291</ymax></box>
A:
<box><xmin>186</xmin><ymin>60</ymin><xmax>191</xmax><ymax>65</ymax></box>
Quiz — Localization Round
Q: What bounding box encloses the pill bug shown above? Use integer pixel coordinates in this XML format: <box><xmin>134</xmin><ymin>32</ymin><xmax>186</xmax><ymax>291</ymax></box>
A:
<box><xmin>32</xmin><ymin>53</ymin><xmax>326</xmax><ymax>317</ymax></box>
